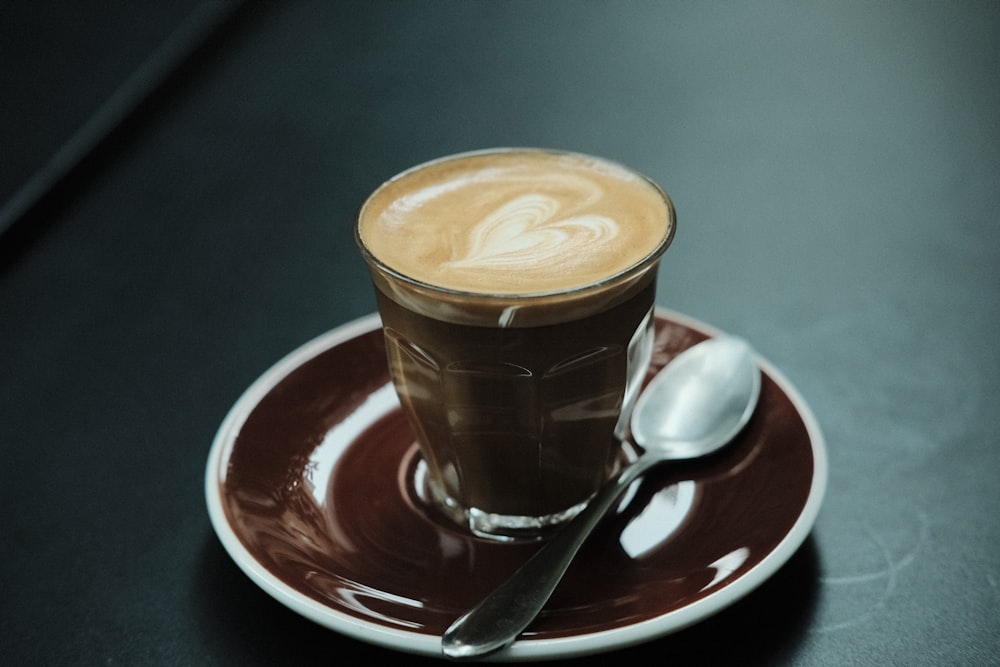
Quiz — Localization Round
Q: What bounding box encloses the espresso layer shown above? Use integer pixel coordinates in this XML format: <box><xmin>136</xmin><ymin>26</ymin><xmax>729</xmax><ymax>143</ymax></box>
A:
<box><xmin>376</xmin><ymin>279</ymin><xmax>657</xmax><ymax>521</ymax></box>
<box><xmin>358</xmin><ymin>150</ymin><xmax>673</xmax><ymax>295</ymax></box>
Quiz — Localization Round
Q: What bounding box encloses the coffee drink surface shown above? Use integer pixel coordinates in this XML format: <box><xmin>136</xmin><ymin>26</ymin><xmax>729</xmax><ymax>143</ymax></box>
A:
<box><xmin>356</xmin><ymin>149</ymin><xmax>675</xmax><ymax>539</ymax></box>
<box><xmin>358</xmin><ymin>150</ymin><xmax>673</xmax><ymax>326</ymax></box>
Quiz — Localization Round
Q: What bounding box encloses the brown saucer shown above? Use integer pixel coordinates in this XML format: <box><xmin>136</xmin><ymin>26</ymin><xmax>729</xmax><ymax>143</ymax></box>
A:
<box><xmin>205</xmin><ymin>309</ymin><xmax>827</xmax><ymax>660</ymax></box>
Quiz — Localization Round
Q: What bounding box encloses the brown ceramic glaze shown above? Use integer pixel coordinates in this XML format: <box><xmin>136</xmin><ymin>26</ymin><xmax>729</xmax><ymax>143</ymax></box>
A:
<box><xmin>216</xmin><ymin>311</ymin><xmax>816</xmax><ymax>641</ymax></box>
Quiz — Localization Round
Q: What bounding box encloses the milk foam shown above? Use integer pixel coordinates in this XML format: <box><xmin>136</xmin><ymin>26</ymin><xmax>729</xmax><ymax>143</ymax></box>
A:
<box><xmin>358</xmin><ymin>150</ymin><xmax>672</xmax><ymax>295</ymax></box>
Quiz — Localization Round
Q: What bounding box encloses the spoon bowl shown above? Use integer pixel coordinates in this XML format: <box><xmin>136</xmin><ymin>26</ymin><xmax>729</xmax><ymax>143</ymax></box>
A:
<box><xmin>442</xmin><ymin>335</ymin><xmax>761</xmax><ymax>660</ymax></box>
<box><xmin>632</xmin><ymin>335</ymin><xmax>760</xmax><ymax>459</ymax></box>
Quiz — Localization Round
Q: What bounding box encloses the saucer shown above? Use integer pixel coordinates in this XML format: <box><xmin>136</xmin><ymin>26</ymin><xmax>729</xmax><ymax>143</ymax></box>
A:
<box><xmin>205</xmin><ymin>308</ymin><xmax>827</xmax><ymax>661</ymax></box>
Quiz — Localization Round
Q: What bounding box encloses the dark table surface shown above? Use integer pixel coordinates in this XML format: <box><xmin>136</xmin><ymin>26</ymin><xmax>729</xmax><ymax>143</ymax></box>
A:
<box><xmin>3</xmin><ymin>2</ymin><xmax>999</xmax><ymax>664</ymax></box>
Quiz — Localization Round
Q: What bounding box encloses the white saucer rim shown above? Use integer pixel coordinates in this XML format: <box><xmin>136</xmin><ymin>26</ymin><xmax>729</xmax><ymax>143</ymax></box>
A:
<box><xmin>204</xmin><ymin>307</ymin><xmax>828</xmax><ymax>661</ymax></box>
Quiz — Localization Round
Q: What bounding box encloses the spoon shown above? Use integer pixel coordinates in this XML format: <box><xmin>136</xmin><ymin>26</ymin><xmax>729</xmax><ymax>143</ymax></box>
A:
<box><xmin>441</xmin><ymin>335</ymin><xmax>761</xmax><ymax>660</ymax></box>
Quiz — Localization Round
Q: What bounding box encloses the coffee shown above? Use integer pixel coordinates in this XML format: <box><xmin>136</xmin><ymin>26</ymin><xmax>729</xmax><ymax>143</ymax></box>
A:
<box><xmin>357</xmin><ymin>149</ymin><xmax>674</xmax><ymax>539</ymax></box>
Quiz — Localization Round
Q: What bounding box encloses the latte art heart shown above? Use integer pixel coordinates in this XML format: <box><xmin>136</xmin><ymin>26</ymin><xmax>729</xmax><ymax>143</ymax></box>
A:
<box><xmin>445</xmin><ymin>194</ymin><xmax>620</xmax><ymax>270</ymax></box>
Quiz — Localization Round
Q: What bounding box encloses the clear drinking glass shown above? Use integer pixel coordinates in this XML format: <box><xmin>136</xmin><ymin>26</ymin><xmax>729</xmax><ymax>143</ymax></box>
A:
<box><xmin>356</xmin><ymin>148</ymin><xmax>675</xmax><ymax>540</ymax></box>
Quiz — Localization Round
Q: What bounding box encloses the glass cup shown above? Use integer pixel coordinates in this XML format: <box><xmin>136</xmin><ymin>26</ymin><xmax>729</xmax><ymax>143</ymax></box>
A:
<box><xmin>356</xmin><ymin>148</ymin><xmax>675</xmax><ymax>540</ymax></box>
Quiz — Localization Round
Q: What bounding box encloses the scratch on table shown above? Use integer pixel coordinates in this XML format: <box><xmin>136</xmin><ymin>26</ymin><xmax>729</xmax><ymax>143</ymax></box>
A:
<box><xmin>811</xmin><ymin>511</ymin><xmax>929</xmax><ymax>633</ymax></box>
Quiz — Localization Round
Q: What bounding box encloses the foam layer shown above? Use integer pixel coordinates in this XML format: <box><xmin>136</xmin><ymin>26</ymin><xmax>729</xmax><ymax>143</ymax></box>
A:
<box><xmin>358</xmin><ymin>150</ymin><xmax>673</xmax><ymax>295</ymax></box>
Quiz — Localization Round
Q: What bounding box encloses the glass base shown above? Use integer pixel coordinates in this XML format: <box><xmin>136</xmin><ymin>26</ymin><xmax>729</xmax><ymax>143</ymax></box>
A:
<box><xmin>413</xmin><ymin>458</ymin><xmax>590</xmax><ymax>542</ymax></box>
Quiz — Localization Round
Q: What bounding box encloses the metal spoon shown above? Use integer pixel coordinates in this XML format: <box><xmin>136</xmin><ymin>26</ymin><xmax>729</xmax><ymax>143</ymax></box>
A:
<box><xmin>441</xmin><ymin>335</ymin><xmax>761</xmax><ymax>660</ymax></box>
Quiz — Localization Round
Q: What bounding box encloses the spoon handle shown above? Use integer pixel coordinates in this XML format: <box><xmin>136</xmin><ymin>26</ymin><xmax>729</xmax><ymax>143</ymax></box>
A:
<box><xmin>441</xmin><ymin>453</ymin><xmax>658</xmax><ymax>659</ymax></box>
